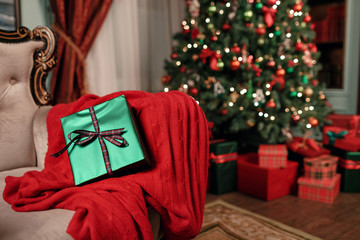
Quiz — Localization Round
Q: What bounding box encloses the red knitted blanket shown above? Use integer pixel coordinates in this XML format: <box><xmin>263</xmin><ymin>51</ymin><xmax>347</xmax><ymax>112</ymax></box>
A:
<box><xmin>3</xmin><ymin>91</ymin><xmax>209</xmax><ymax>240</ymax></box>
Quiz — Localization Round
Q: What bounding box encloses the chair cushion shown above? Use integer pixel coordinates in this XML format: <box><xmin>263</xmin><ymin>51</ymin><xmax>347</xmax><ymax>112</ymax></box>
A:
<box><xmin>0</xmin><ymin>41</ymin><xmax>44</xmax><ymax>171</ymax></box>
<box><xmin>0</xmin><ymin>167</ymin><xmax>74</xmax><ymax>239</ymax></box>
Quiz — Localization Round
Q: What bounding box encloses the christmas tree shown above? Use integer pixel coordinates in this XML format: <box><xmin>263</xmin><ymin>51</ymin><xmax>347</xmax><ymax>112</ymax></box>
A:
<box><xmin>162</xmin><ymin>0</ymin><xmax>332</xmax><ymax>143</ymax></box>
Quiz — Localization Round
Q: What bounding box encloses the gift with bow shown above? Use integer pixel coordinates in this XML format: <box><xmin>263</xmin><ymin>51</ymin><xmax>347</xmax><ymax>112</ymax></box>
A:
<box><xmin>323</xmin><ymin>126</ymin><xmax>360</xmax><ymax>152</ymax></box>
<box><xmin>52</xmin><ymin>95</ymin><xmax>150</xmax><ymax>185</ymax></box>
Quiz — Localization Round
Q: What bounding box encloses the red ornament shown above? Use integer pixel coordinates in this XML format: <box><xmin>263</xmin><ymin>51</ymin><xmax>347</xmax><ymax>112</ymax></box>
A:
<box><xmin>161</xmin><ymin>75</ymin><xmax>171</xmax><ymax>84</ymax></box>
<box><xmin>267</xmin><ymin>60</ymin><xmax>276</xmax><ymax>68</ymax></box>
<box><xmin>230</xmin><ymin>59</ymin><xmax>241</xmax><ymax>70</ymax></box>
<box><xmin>293</xmin><ymin>4</ymin><xmax>303</xmax><ymax>12</ymax></box>
<box><xmin>191</xmin><ymin>28</ymin><xmax>200</xmax><ymax>39</ymax></box>
<box><xmin>230</xmin><ymin>45</ymin><xmax>241</xmax><ymax>54</ymax></box>
<box><xmin>312</xmin><ymin>79</ymin><xmax>319</xmax><ymax>86</ymax></box>
<box><xmin>171</xmin><ymin>53</ymin><xmax>178</xmax><ymax>59</ymax></box>
<box><xmin>308</xmin><ymin>117</ymin><xmax>319</xmax><ymax>127</ymax></box>
<box><xmin>292</xmin><ymin>114</ymin><xmax>300</xmax><ymax>123</ymax></box>
<box><xmin>256</xmin><ymin>27</ymin><xmax>266</xmax><ymax>35</ymax></box>
<box><xmin>267</xmin><ymin>0</ymin><xmax>277</xmax><ymax>5</ymax></box>
<box><xmin>295</xmin><ymin>42</ymin><xmax>303</xmax><ymax>51</ymax></box>
<box><xmin>276</xmin><ymin>68</ymin><xmax>286</xmax><ymax>77</ymax></box>
<box><xmin>310</xmin><ymin>23</ymin><xmax>315</xmax><ymax>30</ymax></box>
<box><xmin>180</xmin><ymin>66</ymin><xmax>186</xmax><ymax>72</ymax></box>
<box><xmin>221</xmin><ymin>109</ymin><xmax>228</xmax><ymax>115</ymax></box>
<box><xmin>266</xmin><ymin>99</ymin><xmax>276</xmax><ymax>108</ymax></box>
<box><xmin>303</xmin><ymin>15</ymin><xmax>312</xmax><ymax>23</ymax></box>
<box><xmin>190</xmin><ymin>88</ymin><xmax>199</xmax><ymax>96</ymax></box>
<box><xmin>222</xmin><ymin>23</ymin><xmax>231</xmax><ymax>31</ymax></box>
<box><xmin>210</xmin><ymin>35</ymin><xmax>218</xmax><ymax>41</ymax></box>
<box><xmin>287</xmin><ymin>60</ymin><xmax>295</xmax><ymax>67</ymax></box>
<box><xmin>308</xmin><ymin>43</ymin><xmax>318</xmax><ymax>53</ymax></box>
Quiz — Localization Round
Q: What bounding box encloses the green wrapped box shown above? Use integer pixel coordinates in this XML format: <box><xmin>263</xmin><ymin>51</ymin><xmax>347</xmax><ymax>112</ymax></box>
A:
<box><xmin>208</xmin><ymin>140</ymin><xmax>238</xmax><ymax>195</ymax></box>
<box><xmin>59</xmin><ymin>95</ymin><xmax>150</xmax><ymax>185</ymax></box>
<box><xmin>325</xmin><ymin>145</ymin><xmax>360</xmax><ymax>192</ymax></box>
<box><xmin>338</xmin><ymin>158</ymin><xmax>360</xmax><ymax>192</ymax></box>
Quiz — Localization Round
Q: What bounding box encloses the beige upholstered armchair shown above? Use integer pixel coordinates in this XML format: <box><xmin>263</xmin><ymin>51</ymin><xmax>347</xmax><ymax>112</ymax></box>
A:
<box><xmin>0</xmin><ymin>26</ymin><xmax>162</xmax><ymax>239</ymax></box>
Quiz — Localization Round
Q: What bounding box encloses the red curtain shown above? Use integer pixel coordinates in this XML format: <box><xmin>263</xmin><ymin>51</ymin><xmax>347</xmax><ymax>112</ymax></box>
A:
<box><xmin>50</xmin><ymin>0</ymin><xmax>113</xmax><ymax>104</ymax></box>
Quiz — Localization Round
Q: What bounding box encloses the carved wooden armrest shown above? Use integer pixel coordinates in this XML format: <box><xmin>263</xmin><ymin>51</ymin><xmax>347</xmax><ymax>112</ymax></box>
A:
<box><xmin>0</xmin><ymin>26</ymin><xmax>56</xmax><ymax>105</ymax></box>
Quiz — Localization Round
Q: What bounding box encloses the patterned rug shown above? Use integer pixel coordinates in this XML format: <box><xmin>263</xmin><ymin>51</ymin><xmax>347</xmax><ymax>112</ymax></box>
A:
<box><xmin>195</xmin><ymin>200</ymin><xmax>321</xmax><ymax>240</ymax></box>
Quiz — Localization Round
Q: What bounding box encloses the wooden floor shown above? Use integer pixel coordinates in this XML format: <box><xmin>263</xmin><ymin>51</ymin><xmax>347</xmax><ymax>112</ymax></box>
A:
<box><xmin>206</xmin><ymin>191</ymin><xmax>360</xmax><ymax>240</ymax></box>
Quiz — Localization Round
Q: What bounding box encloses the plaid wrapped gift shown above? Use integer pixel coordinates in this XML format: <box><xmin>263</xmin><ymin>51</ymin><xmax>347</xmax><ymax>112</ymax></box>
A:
<box><xmin>258</xmin><ymin>144</ymin><xmax>288</xmax><ymax>168</ymax></box>
<box><xmin>297</xmin><ymin>174</ymin><xmax>341</xmax><ymax>204</ymax></box>
<box><xmin>304</xmin><ymin>155</ymin><xmax>338</xmax><ymax>180</ymax></box>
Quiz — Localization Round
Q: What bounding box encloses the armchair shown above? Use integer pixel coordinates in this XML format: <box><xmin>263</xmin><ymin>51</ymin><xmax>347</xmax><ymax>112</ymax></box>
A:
<box><xmin>0</xmin><ymin>26</ymin><xmax>209</xmax><ymax>239</ymax></box>
<box><xmin>0</xmin><ymin>26</ymin><xmax>162</xmax><ymax>239</ymax></box>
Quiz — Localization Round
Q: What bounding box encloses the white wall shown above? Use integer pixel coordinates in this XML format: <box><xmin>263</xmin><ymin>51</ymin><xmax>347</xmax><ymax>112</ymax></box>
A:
<box><xmin>20</xmin><ymin>0</ymin><xmax>48</xmax><ymax>29</ymax></box>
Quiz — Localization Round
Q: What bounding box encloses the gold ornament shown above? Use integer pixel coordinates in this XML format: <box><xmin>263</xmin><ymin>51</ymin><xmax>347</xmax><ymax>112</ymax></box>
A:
<box><xmin>230</xmin><ymin>91</ymin><xmax>240</xmax><ymax>102</ymax></box>
<box><xmin>192</xmin><ymin>54</ymin><xmax>199</xmax><ymax>62</ymax></box>
<box><xmin>303</xmin><ymin>87</ymin><xmax>314</xmax><ymax>98</ymax></box>
<box><xmin>246</xmin><ymin>118</ymin><xmax>256</xmax><ymax>127</ymax></box>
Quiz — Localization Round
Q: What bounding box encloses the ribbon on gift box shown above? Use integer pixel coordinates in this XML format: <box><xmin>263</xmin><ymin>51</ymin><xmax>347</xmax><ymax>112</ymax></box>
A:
<box><xmin>339</xmin><ymin>158</ymin><xmax>360</xmax><ymax>170</ymax></box>
<box><xmin>209</xmin><ymin>152</ymin><xmax>238</xmax><ymax>164</ymax></box>
<box><xmin>326</xmin><ymin>130</ymin><xmax>348</xmax><ymax>146</ymax></box>
<box><xmin>51</xmin><ymin>106</ymin><xmax>128</xmax><ymax>175</ymax></box>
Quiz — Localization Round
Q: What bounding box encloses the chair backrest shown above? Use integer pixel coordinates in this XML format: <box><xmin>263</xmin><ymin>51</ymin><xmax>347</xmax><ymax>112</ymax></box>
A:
<box><xmin>0</xmin><ymin>26</ymin><xmax>56</xmax><ymax>171</ymax></box>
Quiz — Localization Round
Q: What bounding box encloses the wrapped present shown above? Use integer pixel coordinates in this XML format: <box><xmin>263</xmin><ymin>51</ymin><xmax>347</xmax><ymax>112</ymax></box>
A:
<box><xmin>288</xmin><ymin>137</ymin><xmax>331</xmax><ymax>175</ymax></box>
<box><xmin>304</xmin><ymin>155</ymin><xmax>338</xmax><ymax>180</ymax></box>
<box><xmin>323</xmin><ymin>126</ymin><xmax>360</xmax><ymax>152</ymax></box>
<box><xmin>208</xmin><ymin>140</ymin><xmax>238</xmax><ymax>194</ymax></box>
<box><xmin>326</xmin><ymin>114</ymin><xmax>360</xmax><ymax>130</ymax></box>
<box><xmin>258</xmin><ymin>144</ymin><xmax>288</xmax><ymax>168</ymax></box>
<box><xmin>52</xmin><ymin>95</ymin><xmax>150</xmax><ymax>185</ymax></box>
<box><xmin>237</xmin><ymin>153</ymin><xmax>298</xmax><ymax>201</ymax></box>
<box><xmin>325</xmin><ymin>145</ymin><xmax>360</xmax><ymax>161</ymax></box>
<box><xmin>338</xmin><ymin>158</ymin><xmax>360</xmax><ymax>192</ymax></box>
<box><xmin>297</xmin><ymin>174</ymin><xmax>341</xmax><ymax>204</ymax></box>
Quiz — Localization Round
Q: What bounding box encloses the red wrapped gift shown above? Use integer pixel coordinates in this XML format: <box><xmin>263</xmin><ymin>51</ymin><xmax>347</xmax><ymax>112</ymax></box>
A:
<box><xmin>297</xmin><ymin>174</ymin><xmax>340</xmax><ymax>204</ymax></box>
<box><xmin>323</xmin><ymin>126</ymin><xmax>360</xmax><ymax>152</ymax></box>
<box><xmin>258</xmin><ymin>144</ymin><xmax>288</xmax><ymax>168</ymax></box>
<box><xmin>326</xmin><ymin>114</ymin><xmax>360</xmax><ymax>130</ymax></box>
<box><xmin>287</xmin><ymin>137</ymin><xmax>330</xmax><ymax>158</ymax></box>
<box><xmin>304</xmin><ymin>155</ymin><xmax>338</xmax><ymax>180</ymax></box>
<box><xmin>237</xmin><ymin>153</ymin><xmax>298</xmax><ymax>201</ymax></box>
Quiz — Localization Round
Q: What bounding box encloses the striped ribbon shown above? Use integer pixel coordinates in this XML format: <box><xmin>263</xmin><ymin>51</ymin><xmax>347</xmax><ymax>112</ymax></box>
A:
<box><xmin>51</xmin><ymin>106</ymin><xmax>127</xmax><ymax>175</ymax></box>
<box><xmin>339</xmin><ymin>158</ymin><xmax>360</xmax><ymax>170</ymax></box>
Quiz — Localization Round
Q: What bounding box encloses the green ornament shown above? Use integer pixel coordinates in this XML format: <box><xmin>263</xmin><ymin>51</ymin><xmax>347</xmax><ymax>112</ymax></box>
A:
<box><xmin>257</xmin><ymin>38</ymin><xmax>265</xmax><ymax>45</ymax></box>
<box><xmin>274</xmin><ymin>30</ymin><xmax>281</xmax><ymax>36</ymax></box>
<box><xmin>208</xmin><ymin>5</ymin><xmax>217</xmax><ymax>14</ymax></box>
<box><xmin>207</xmin><ymin>23</ymin><xmax>215</xmax><ymax>30</ymax></box>
<box><xmin>255</xmin><ymin>3</ymin><xmax>263</xmax><ymax>10</ymax></box>
<box><xmin>290</xmin><ymin>91</ymin><xmax>297</xmax><ymax>98</ymax></box>
<box><xmin>244</xmin><ymin>10</ymin><xmax>253</xmax><ymax>21</ymax></box>
<box><xmin>246</xmin><ymin>79</ymin><xmax>253</xmax><ymax>99</ymax></box>
<box><xmin>302</xmin><ymin>75</ymin><xmax>309</xmax><ymax>84</ymax></box>
<box><xmin>286</xmin><ymin>67</ymin><xmax>294</xmax><ymax>73</ymax></box>
<box><xmin>217</xmin><ymin>60</ymin><xmax>224</xmax><ymax>70</ymax></box>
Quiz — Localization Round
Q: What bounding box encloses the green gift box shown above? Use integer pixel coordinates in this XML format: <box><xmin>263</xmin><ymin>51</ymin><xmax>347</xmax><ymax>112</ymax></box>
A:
<box><xmin>338</xmin><ymin>158</ymin><xmax>360</xmax><ymax>192</ymax></box>
<box><xmin>57</xmin><ymin>95</ymin><xmax>150</xmax><ymax>185</ymax></box>
<box><xmin>208</xmin><ymin>140</ymin><xmax>238</xmax><ymax>195</ymax></box>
